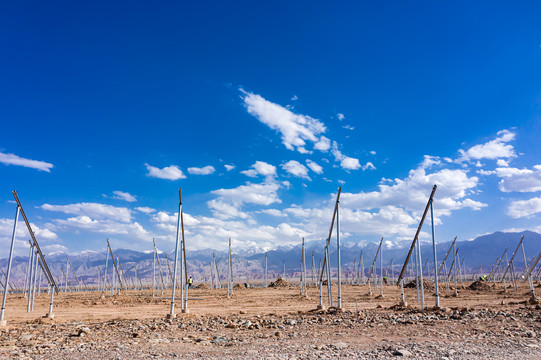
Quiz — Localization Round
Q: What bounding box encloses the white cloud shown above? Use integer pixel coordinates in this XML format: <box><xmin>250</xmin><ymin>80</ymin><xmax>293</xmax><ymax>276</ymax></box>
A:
<box><xmin>207</xmin><ymin>199</ymin><xmax>250</xmax><ymax>220</ymax></box>
<box><xmin>0</xmin><ymin>151</ymin><xmax>53</xmax><ymax>172</ymax></box>
<box><xmin>187</xmin><ymin>165</ymin><xmax>215</xmax><ymax>175</ymax></box>
<box><xmin>362</xmin><ymin>162</ymin><xmax>376</xmax><ymax>171</ymax></box>
<box><xmin>41</xmin><ymin>202</ymin><xmax>132</xmax><ymax>223</ymax></box>
<box><xmin>240</xmin><ymin>161</ymin><xmax>277</xmax><ymax>178</ymax></box>
<box><xmin>145</xmin><ymin>163</ymin><xmax>186</xmax><ymax>180</ymax></box>
<box><xmin>340</xmin><ymin>161</ymin><xmax>485</xmax><ymax>215</ymax></box>
<box><xmin>134</xmin><ymin>206</ymin><xmax>156</xmax><ymax>214</ymax></box>
<box><xmin>479</xmin><ymin>165</ymin><xmax>541</xmax><ymax>193</ymax></box>
<box><xmin>211</xmin><ymin>181</ymin><xmax>281</xmax><ymax>206</ymax></box>
<box><xmin>54</xmin><ymin>216</ymin><xmax>150</xmax><ymax>239</ymax></box>
<box><xmin>281</xmin><ymin>160</ymin><xmax>310</xmax><ymax>180</ymax></box>
<box><xmin>337</xmin><ymin>113</ymin><xmax>345</xmax><ymax>121</ymax></box>
<box><xmin>330</xmin><ymin>141</ymin><xmax>361</xmax><ymax>170</ymax></box>
<box><xmin>369</xmin><ymin>150</ymin><xmax>376</xmax><ymax>155</ymax></box>
<box><xmin>241</xmin><ymin>90</ymin><xmax>327</xmax><ymax>154</ymax></box>
<box><xmin>112</xmin><ymin>191</ymin><xmax>137</xmax><ymax>202</ymax></box>
<box><xmin>342</xmin><ymin>125</ymin><xmax>354</xmax><ymax>130</ymax></box>
<box><xmin>259</xmin><ymin>209</ymin><xmax>287</xmax><ymax>217</ymax></box>
<box><xmin>313</xmin><ymin>136</ymin><xmax>331</xmax><ymax>151</ymax></box>
<box><xmin>458</xmin><ymin>129</ymin><xmax>516</xmax><ymax>162</ymax></box>
<box><xmin>224</xmin><ymin>164</ymin><xmax>235</xmax><ymax>171</ymax></box>
<box><xmin>507</xmin><ymin>197</ymin><xmax>541</xmax><ymax>218</ymax></box>
<box><xmin>306</xmin><ymin>159</ymin><xmax>323</xmax><ymax>174</ymax></box>
<box><xmin>291</xmin><ymin>95</ymin><xmax>298</xmax><ymax>101</ymax></box>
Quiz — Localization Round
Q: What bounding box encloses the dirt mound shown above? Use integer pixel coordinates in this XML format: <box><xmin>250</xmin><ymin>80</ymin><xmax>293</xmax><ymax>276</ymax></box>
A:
<box><xmin>269</xmin><ymin>277</ymin><xmax>291</xmax><ymax>288</ymax></box>
<box><xmin>195</xmin><ymin>283</ymin><xmax>210</xmax><ymax>290</ymax></box>
<box><xmin>233</xmin><ymin>283</ymin><xmax>244</xmax><ymax>290</ymax></box>
<box><xmin>405</xmin><ymin>279</ymin><xmax>435</xmax><ymax>290</ymax></box>
<box><xmin>468</xmin><ymin>280</ymin><xmax>492</xmax><ymax>291</ymax></box>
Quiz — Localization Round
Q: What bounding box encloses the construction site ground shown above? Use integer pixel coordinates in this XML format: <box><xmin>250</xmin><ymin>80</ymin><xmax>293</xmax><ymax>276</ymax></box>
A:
<box><xmin>1</xmin><ymin>281</ymin><xmax>540</xmax><ymax>359</ymax></box>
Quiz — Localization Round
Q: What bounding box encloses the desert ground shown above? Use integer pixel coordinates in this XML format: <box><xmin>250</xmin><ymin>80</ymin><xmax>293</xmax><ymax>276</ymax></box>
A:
<box><xmin>0</xmin><ymin>280</ymin><xmax>540</xmax><ymax>359</ymax></box>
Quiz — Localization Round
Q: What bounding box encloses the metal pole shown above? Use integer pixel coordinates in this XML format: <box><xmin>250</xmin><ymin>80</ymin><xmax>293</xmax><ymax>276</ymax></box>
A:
<box><xmin>27</xmin><ymin>247</ymin><xmax>35</xmax><ymax>312</ymax></box>
<box><xmin>0</xmin><ymin>205</ymin><xmax>20</xmax><ymax>324</ymax></box>
<box><xmin>380</xmin><ymin>243</ymin><xmax>383</xmax><ymax>297</ymax></box>
<box><xmin>152</xmin><ymin>243</ymin><xmax>156</xmax><ymax>297</ymax></box>
<box><xmin>102</xmin><ymin>246</ymin><xmax>109</xmax><ymax>297</ymax></box>
<box><xmin>336</xmin><ymin>200</ymin><xmax>342</xmax><ymax>308</ymax></box>
<box><xmin>227</xmin><ymin>239</ymin><xmax>231</xmax><ymax>298</ymax></box>
<box><xmin>23</xmin><ymin>243</ymin><xmax>31</xmax><ymax>298</ymax></box>
<box><xmin>417</xmin><ymin>238</ymin><xmax>425</xmax><ymax>308</ymax></box>
<box><xmin>265</xmin><ymin>252</ymin><xmax>268</xmax><ymax>287</ymax></box>
<box><xmin>430</xmin><ymin>200</ymin><xmax>440</xmax><ymax>307</ymax></box>
<box><xmin>319</xmin><ymin>187</ymin><xmax>342</xmax><ymax>282</ymax></box>
<box><xmin>31</xmin><ymin>249</ymin><xmax>38</xmax><ymax>311</ymax></box>
<box><xmin>453</xmin><ymin>245</ymin><xmax>458</xmax><ymax>297</ymax></box>
<box><xmin>169</xmin><ymin>189</ymin><xmax>182</xmax><ymax>318</ymax></box>
<box><xmin>325</xmin><ymin>245</ymin><xmax>332</xmax><ymax>306</ymax></box>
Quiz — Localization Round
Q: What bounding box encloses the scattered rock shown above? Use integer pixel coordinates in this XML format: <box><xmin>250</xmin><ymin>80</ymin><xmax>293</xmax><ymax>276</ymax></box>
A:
<box><xmin>393</xmin><ymin>349</ymin><xmax>412</xmax><ymax>356</ymax></box>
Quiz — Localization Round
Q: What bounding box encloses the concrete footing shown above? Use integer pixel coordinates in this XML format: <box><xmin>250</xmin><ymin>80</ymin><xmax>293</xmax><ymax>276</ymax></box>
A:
<box><xmin>45</xmin><ymin>313</ymin><xmax>55</xmax><ymax>319</ymax></box>
<box><xmin>399</xmin><ymin>300</ymin><xmax>408</xmax><ymax>307</ymax></box>
<box><xmin>0</xmin><ymin>320</ymin><xmax>7</xmax><ymax>327</ymax></box>
<box><xmin>316</xmin><ymin>304</ymin><xmax>325</xmax><ymax>310</ymax></box>
<box><xmin>166</xmin><ymin>313</ymin><xmax>176</xmax><ymax>319</ymax></box>
<box><xmin>181</xmin><ymin>309</ymin><xmax>190</xmax><ymax>314</ymax></box>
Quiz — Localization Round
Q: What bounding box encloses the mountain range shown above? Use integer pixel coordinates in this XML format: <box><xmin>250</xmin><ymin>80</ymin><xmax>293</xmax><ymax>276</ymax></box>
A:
<box><xmin>1</xmin><ymin>231</ymin><xmax>540</xmax><ymax>289</ymax></box>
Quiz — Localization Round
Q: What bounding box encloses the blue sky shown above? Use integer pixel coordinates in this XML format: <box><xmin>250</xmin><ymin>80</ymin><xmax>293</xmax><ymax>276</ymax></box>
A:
<box><xmin>1</xmin><ymin>1</ymin><xmax>541</xmax><ymax>255</ymax></box>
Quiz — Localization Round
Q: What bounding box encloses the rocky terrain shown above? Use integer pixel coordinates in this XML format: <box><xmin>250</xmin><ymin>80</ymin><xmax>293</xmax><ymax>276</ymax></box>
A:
<box><xmin>0</xmin><ymin>282</ymin><xmax>540</xmax><ymax>359</ymax></box>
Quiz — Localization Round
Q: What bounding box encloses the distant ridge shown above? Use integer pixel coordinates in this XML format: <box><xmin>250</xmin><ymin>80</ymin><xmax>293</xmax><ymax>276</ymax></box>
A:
<box><xmin>1</xmin><ymin>231</ymin><xmax>539</xmax><ymax>286</ymax></box>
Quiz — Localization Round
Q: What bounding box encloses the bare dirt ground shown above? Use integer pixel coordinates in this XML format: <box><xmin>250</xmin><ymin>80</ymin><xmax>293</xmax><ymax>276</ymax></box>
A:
<box><xmin>1</xmin><ymin>281</ymin><xmax>540</xmax><ymax>359</ymax></box>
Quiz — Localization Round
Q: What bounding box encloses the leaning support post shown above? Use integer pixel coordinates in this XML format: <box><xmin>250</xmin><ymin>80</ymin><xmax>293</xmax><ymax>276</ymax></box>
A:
<box><xmin>524</xmin><ymin>251</ymin><xmax>541</xmax><ymax>303</ymax></box>
<box><xmin>396</xmin><ymin>185</ymin><xmax>437</xmax><ymax>309</ymax></box>
<box><xmin>367</xmin><ymin>237</ymin><xmax>384</xmax><ymax>295</ymax></box>
<box><xmin>12</xmin><ymin>191</ymin><xmax>59</xmax><ymax>303</ymax></box>
<box><xmin>168</xmin><ymin>189</ymin><xmax>182</xmax><ymax>319</ymax></box>
<box><xmin>501</xmin><ymin>235</ymin><xmax>525</xmax><ymax>289</ymax></box>
<box><xmin>0</xmin><ymin>204</ymin><xmax>20</xmax><ymax>326</ymax></box>
<box><xmin>319</xmin><ymin>187</ymin><xmax>342</xmax><ymax>282</ymax></box>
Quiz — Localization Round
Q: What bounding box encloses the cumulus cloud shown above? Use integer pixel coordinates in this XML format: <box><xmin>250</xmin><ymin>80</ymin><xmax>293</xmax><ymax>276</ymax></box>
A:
<box><xmin>0</xmin><ymin>151</ymin><xmax>53</xmax><ymax>172</ymax></box>
<box><xmin>458</xmin><ymin>130</ymin><xmax>516</xmax><ymax>162</ymax></box>
<box><xmin>331</xmin><ymin>141</ymin><xmax>361</xmax><ymax>170</ymax></box>
<box><xmin>41</xmin><ymin>202</ymin><xmax>132</xmax><ymax>223</ymax></box>
<box><xmin>337</xmin><ymin>113</ymin><xmax>345</xmax><ymax>121</ymax></box>
<box><xmin>306</xmin><ymin>159</ymin><xmax>323</xmax><ymax>174</ymax></box>
<box><xmin>242</xmin><ymin>90</ymin><xmax>327</xmax><ymax>154</ymax></box>
<box><xmin>224</xmin><ymin>164</ymin><xmax>235</xmax><ymax>171</ymax></box>
<box><xmin>54</xmin><ymin>216</ymin><xmax>150</xmax><ymax>239</ymax></box>
<box><xmin>187</xmin><ymin>165</ymin><xmax>215</xmax><ymax>175</ymax></box>
<box><xmin>207</xmin><ymin>199</ymin><xmax>250</xmax><ymax>219</ymax></box>
<box><xmin>134</xmin><ymin>207</ymin><xmax>156</xmax><ymax>214</ymax></box>
<box><xmin>112</xmin><ymin>191</ymin><xmax>137</xmax><ymax>202</ymax></box>
<box><xmin>478</xmin><ymin>165</ymin><xmax>541</xmax><ymax>193</ymax></box>
<box><xmin>145</xmin><ymin>163</ymin><xmax>186</xmax><ymax>180</ymax></box>
<box><xmin>340</xmin><ymin>160</ymin><xmax>486</xmax><ymax>216</ymax></box>
<box><xmin>211</xmin><ymin>181</ymin><xmax>281</xmax><ymax>207</ymax></box>
<box><xmin>259</xmin><ymin>209</ymin><xmax>287</xmax><ymax>217</ymax></box>
<box><xmin>240</xmin><ymin>161</ymin><xmax>277</xmax><ymax>178</ymax></box>
<box><xmin>507</xmin><ymin>197</ymin><xmax>541</xmax><ymax>219</ymax></box>
<box><xmin>281</xmin><ymin>160</ymin><xmax>310</xmax><ymax>180</ymax></box>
